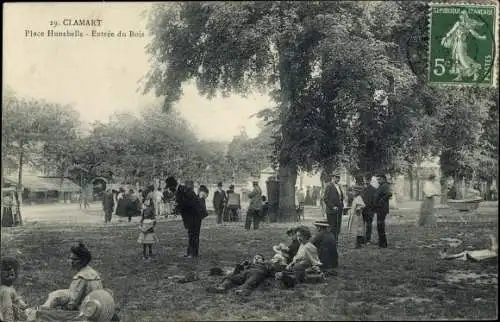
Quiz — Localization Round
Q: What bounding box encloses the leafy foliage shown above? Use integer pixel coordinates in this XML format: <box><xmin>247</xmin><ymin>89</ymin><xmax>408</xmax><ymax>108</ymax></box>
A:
<box><xmin>2</xmin><ymin>90</ymin><xmax>81</xmax><ymax>185</ymax></box>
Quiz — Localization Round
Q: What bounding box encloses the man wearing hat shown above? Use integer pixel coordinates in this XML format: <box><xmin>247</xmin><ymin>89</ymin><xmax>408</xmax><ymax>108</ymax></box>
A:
<box><xmin>245</xmin><ymin>181</ymin><xmax>262</xmax><ymax>230</ymax></box>
<box><xmin>373</xmin><ymin>174</ymin><xmax>392</xmax><ymax>248</ymax></box>
<box><xmin>311</xmin><ymin>221</ymin><xmax>338</xmax><ymax>271</ymax></box>
<box><xmin>213</xmin><ymin>182</ymin><xmax>227</xmax><ymax>224</ymax></box>
<box><xmin>165</xmin><ymin>176</ymin><xmax>203</xmax><ymax>258</ymax></box>
<box><xmin>322</xmin><ymin>171</ymin><xmax>344</xmax><ymax>242</ymax></box>
<box><xmin>225</xmin><ymin>185</ymin><xmax>239</xmax><ymax>222</ymax></box>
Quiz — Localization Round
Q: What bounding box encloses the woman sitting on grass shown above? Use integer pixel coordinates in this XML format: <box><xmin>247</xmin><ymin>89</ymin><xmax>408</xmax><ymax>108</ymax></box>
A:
<box><xmin>34</xmin><ymin>242</ymin><xmax>119</xmax><ymax>321</ymax></box>
<box><xmin>275</xmin><ymin>226</ymin><xmax>324</xmax><ymax>288</ymax></box>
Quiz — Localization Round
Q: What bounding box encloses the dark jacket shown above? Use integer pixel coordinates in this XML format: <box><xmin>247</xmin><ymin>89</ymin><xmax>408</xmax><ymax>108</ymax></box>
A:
<box><xmin>115</xmin><ymin>194</ymin><xmax>128</xmax><ymax>217</ymax></box>
<box><xmin>126</xmin><ymin>194</ymin><xmax>142</xmax><ymax>217</ymax></box>
<box><xmin>374</xmin><ymin>182</ymin><xmax>392</xmax><ymax>214</ymax></box>
<box><xmin>199</xmin><ymin>197</ymin><xmax>209</xmax><ymax>220</ymax></box>
<box><xmin>102</xmin><ymin>192</ymin><xmax>115</xmax><ymax>212</ymax></box>
<box><xmin>175</xmin><ymin>185</ymin><xmax>202</xmax><ymax>229</ymax></box>
<box><xmin>283</xmin><ymin>239</ymin><xmax>300</xmax><ymax>264</ymax></box>
<box><xmin>311</xmin><ymin>230</ymin><xmax>338</xmax><ymax>269</ymax></box>
<box><xmin>323</xmin><ymin>183</ymin><xmax>344</xmax><ymax>214</ymax></box>
<box><xmin>212</xmin><ymin>190</ymin><xmax>227</xmax><ymax>210</ymax></box>
<box><xmin>361</xmin><ymin>185</ymin><xmax>378</xmax><ymax>211</ymax></box>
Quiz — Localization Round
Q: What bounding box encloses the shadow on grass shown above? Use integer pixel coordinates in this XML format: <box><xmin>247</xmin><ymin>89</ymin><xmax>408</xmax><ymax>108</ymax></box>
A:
<box><xmin>1</xmin><ymin>208</ymin><xmax>498</xmax><ymax>321</ymax></box>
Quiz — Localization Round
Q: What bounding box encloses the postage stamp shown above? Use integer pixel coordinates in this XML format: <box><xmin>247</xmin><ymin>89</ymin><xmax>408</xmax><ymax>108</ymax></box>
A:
<box><xmin>428</xmin><ymin>2</ymin><xmax>499</xmax><ymax>86</ymax></box>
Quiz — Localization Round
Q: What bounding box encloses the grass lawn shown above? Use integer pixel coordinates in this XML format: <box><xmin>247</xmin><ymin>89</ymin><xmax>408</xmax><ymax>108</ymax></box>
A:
<box><xmin>1</xmin><ymin>204</ymin><xmax>498</xmax><ymax>321</ymax></box>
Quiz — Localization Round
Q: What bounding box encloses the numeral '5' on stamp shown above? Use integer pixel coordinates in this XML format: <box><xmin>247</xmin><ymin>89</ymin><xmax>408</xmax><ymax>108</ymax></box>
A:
<box><xmin>428</xmin><ymin>2</ymin><xmax>499</xmax><ymax>86</ymax></box>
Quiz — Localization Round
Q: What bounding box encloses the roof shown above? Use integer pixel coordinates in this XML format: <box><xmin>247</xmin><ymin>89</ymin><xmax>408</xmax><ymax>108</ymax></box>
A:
<box><xmin>4</xmin><ymin>175</ymin><xmax>81</xmax><ymax>192</ymax></box>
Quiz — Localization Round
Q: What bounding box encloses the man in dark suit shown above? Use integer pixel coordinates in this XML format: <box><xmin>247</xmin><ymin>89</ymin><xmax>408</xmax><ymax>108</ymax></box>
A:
<box><xmin>213</xmin><ymin>182</ymin><xmax>227</xmax><ymax>224</ymax></box>
<box><xmin>166</xmin><ymin>176</ymin><xmax>203</xmax><ymax>258</ymax></box>
<box><xmin>373</xmin><ymin>174</ymin><xmax>392</xmax><ymax>248</ymax></box>
<box><xmin>361</xmin><ymin>177</ymin><xmax>378</xmax><ymax>244</ymax></box>
<box><xmin>322</xmin><ymin>171</ymin><xmax>344</xmax><ymax>243</ymax></box>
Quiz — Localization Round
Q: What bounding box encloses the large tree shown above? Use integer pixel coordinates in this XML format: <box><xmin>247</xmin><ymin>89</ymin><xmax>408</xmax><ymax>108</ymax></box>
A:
<box><xmin>144</xmin><ymin>1</ymin><xmax>419</xmax><ymax>220</ymax></box>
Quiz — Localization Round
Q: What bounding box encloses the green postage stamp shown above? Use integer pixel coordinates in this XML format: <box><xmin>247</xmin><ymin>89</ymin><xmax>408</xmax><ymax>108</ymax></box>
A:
<box><xmin>428</xmin><ymin>2</ymin><xmax>499</xmax><ymax>86</ymax></box>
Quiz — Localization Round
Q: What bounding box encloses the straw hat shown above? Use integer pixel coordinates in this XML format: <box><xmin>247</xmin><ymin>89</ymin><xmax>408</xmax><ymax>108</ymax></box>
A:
<box><xmin>79</xmin><ymin>289</ymin><xmax>116</xmax><ymax>322</ymax></box>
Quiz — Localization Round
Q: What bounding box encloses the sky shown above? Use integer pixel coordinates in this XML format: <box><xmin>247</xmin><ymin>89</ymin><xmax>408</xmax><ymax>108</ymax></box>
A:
<box><xmin>3</xmin><ymin>3</ymin><xmax>272</xmax><ymax>141</ymax></box>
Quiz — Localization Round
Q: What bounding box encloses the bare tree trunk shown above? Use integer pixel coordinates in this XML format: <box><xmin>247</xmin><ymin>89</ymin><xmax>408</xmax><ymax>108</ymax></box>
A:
<box><xmin>17</xmin><ymin>148</ymin><xmax>24</xmax><ymax>205</ymax></box>
<box><xmin>408</xmin><ymin>165</ymin><xmax>414</xmax><ymax>200</ymax></box>
<box><xmin>415</xmin><ymin>163</ymin><xmax>421</xmax><ymax>201</ymax></box>
<box><xmin>277</xmin><ymin>161</ymin><xmax>297</xmax><ymax>222</ymax></box>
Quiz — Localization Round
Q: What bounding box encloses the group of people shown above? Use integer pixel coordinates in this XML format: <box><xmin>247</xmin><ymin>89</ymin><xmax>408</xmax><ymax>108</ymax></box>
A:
<box><xmin>323</xmin><ymin>172</ymin><xmax>393</xmax><ymax>249</ymax></box>
<box><xmin>212</xmin><ymin>181</ymin><xmax>268</xmax><ymax>229</ymax></box>
<box><xmin>207</xmin><ymin>222</ymin><xmax>338</xmax><ymax>296</ymax></box>
<box><xmin>295</xmin><ymin>186</ymin><xmax>321</xmax><ymax>207</ymax></box>
<box><xmin>1</xmin><ymin>243</ymin><xmax>119</xmax><ymax>322</ymax></box>
<box><xmin>101</xmin><ymin>186</ymin><xmax>170</xmax><ymax>224</ymax></box>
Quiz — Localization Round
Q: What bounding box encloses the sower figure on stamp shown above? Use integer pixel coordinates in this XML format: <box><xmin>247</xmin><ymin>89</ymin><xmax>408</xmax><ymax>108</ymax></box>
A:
<box><xmin>322</xmin><ymin>171</ymin><xmax>344</xmax><ymax>243</ymax></box>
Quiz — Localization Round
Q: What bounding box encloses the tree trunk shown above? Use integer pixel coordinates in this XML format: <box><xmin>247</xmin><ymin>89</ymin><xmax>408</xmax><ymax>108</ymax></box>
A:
<box><xmin>453</xmin><ymin>174</ymin><xmax>462</xmax><ymax>199</ymax></box>
<box><xmin>17</xmin><ymin>148</ymin><xmax>24</xmax><ymax>205</ymax></box>
<box><xmin>415</xmin><ymin>163</ymin><xmax>421</xmax><ymax>201</ymax></box>
<box><xmin>408</xmin><ymin>165</ymin><xmax>414</xmax><ymax>200</ymax></box>
<box><xmin>440</xmin><ymin>173</ymin><xmax>448</xmax><ymax>204</ymax></box>
<box><xmin>277</xmin><ymin>161</ymin><xmax>297</xmax><ymax>222</ymax></box>
<box><xmin>276</xmin><ymin>37</ymin><xmax>298</xmax><ymax>222</ymax></box>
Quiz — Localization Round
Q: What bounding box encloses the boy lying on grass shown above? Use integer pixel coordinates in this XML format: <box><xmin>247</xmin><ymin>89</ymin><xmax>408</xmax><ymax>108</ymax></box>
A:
<box><xmin>207</xmin><ymin>226</ymin><xmax>325</xmax><ymax>295</ymax></box>
<box><xmin>206</xmin><ymin>254</ymin><xmax>280</xmax><ymax>296</ymax></box>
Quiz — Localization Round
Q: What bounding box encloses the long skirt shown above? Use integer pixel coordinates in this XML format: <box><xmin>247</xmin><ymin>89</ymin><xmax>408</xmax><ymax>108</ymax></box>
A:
<box><xmin>347</xmin><ymin>212</ymin><xmax>364</xmax><ymax>236</ymax></box>
<box><xmin>417</xmin><ymin>197</ymin><xmax>436</xmax><ymax>227</ymax></box>
<box><xmin>1</xmin><ymin>207</ymin><xmax>15</xmax><ymax>227</ymax></box>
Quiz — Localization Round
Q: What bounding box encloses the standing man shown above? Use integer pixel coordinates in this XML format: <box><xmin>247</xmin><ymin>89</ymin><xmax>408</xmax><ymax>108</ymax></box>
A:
<box><xmin>373</xmin><ymin>174</ymin><xmax>392</xmax><ymax>248</ymax></box>
<box><xmin>225</xmin><ymin>185</ymin><xmax>240</xmax><ymax>222</ymax></box>
<box><xmin>166</xmin><ymin>176</ymin><xmax>203</xmax><ymax>258</ymax></box>
<box><xmin>323</xmin><ymin>171</ymin><xmax>344</xmax><ymax>243</ymax></box>
<box><xmin>361</xmin><ymin>176</ymin><xmax>378</xmax><ymax>244</ymax></box>
<box><xmin>245</xmin><ymin>181</ymin><xmax>262</xmax><ymax>230</ymax></box>
<box><xmin>213</xmin><ymin>182</ymin><xmax>227</xmax><ymax>224</ymax></box>
<box><xmin>102</xmin><ymin>189</ymin><xmax>115</xmax><ymax>224</ymax></box>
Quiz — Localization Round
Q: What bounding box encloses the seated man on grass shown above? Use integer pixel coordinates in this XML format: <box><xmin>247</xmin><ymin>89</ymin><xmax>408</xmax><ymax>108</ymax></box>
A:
<box><xmin>275</xmin><ymin>226</ymin><xmax>325</xmax><ymax>288</ymax></box>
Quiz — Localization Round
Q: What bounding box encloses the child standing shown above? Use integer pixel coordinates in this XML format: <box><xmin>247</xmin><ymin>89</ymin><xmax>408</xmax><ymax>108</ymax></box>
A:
<box><xmin>137</xmin><ymin>200</ymin><xmax>159</xmax><ymax>260</ymax></box>
<box><xmin>347</xmin><ymin>186</ymin><xmax>366</xmax><ymax>249</ymax></box>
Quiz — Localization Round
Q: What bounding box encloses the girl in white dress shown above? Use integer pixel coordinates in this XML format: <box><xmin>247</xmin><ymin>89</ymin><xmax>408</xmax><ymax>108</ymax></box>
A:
<box><xmin>137</xmin><ymin>200</ymin><xmax>159</xmax><ymax>260</ymax></box>
<box><xmin>347</xmin><ymin>186</ymin><xmax>366</xmax><ymax>249</ymax></box>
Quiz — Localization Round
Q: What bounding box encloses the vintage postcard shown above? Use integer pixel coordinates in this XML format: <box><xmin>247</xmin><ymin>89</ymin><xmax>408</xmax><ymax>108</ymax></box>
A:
<box><xmin>2</xmin><ymin>2</ymin><xmax>498</xmax><ymax>321</ymax></box>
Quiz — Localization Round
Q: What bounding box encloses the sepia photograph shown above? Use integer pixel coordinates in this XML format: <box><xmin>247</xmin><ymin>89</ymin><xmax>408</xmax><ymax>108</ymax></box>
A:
<box><xmin>1</xmin><ymin>1</ymin><xmax>498</xmax><ymax>321</ymax></box>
